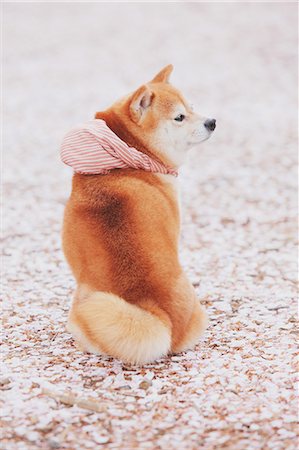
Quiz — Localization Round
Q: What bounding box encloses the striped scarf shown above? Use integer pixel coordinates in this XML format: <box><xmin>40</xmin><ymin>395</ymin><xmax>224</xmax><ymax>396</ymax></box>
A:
<box><xmin>60</xmin><ymin>119</ymin><xmax>178</xmax><ymax>177</ymax></box>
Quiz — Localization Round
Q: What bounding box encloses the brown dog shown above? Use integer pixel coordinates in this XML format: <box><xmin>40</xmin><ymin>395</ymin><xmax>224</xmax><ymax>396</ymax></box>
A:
<box><xmin>62</xmin><ymin>65</ymin><xmax>216</xmax><ymax>364</ymax></box>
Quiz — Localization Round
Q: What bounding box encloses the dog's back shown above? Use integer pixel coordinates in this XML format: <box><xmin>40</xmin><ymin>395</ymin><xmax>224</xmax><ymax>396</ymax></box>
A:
<box><xmin>63</xmin><ymin>170</ymin><xmax>180</xmax><ymax>298</ymax></box>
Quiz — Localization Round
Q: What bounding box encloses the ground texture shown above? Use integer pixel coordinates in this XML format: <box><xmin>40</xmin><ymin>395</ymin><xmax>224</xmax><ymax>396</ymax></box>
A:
<box><xmin>2</xmin><ymin>3</ymin><xmax>298</xmax><ymax>450</ymax></box>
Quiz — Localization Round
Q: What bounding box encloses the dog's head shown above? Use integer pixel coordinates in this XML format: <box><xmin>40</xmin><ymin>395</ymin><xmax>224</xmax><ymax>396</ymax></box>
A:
<box><xmin>98</xmin><ymin>65</ymin><xmax>216</xmax><ymax>168</ymax></box>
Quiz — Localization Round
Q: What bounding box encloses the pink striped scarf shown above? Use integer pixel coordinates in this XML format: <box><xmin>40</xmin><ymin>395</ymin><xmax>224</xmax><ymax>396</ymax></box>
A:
<box><xmin>60</xmin><ymin>119</ymin><xmax>178</xmax><ymax>177</ymax></box>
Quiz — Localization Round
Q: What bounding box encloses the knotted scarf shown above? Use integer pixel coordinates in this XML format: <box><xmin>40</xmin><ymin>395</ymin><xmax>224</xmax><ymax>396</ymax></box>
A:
<box><xmin>60</xmin><ymin>119</ymin><xmax>178</xmax><ymax>177</ymax></box>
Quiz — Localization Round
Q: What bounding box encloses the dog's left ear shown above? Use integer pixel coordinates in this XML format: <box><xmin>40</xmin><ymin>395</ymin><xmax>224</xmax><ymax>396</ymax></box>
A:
<box><xmin>150</xmin><ymin>64</ymin><xmax>173</xmax><ymax>84</ymax></box>
<box><xmin>130</xmin><ymin>85</ymin><xmax>154</xmax><ymax>123</ymax></box>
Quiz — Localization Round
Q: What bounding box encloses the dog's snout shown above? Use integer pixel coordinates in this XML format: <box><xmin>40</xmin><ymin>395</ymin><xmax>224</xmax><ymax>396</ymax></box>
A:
<box><xmin>204</xmin><ymin>118</ymin><xmax>216</xmax><ymax>131</ymax></box>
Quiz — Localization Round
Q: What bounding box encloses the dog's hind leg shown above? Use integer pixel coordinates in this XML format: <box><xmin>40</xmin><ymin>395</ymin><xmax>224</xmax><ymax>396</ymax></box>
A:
<box><xmin>172</xmin><ymin>300</ymin><xmax>208</xmax><ymax>354</ymax></box>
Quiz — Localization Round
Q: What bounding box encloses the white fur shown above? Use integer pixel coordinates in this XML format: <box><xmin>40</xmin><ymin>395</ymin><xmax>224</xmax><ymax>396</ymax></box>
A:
<box><xmin>154</xmin><ymin>105</ymin><xmax>213</xmax><ymax>167</ymax></box>
<box><xmin>156</xmin><ymin>173</ymin><xmax>182</xmax><ymax>221</ymax></box>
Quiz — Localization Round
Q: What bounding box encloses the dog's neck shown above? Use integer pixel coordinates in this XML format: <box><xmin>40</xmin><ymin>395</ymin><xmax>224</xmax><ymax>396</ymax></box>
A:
<box><xmin>95</xmin><ymin>110</ymin><xmax>175</xmax><ymax>170</ymax></box>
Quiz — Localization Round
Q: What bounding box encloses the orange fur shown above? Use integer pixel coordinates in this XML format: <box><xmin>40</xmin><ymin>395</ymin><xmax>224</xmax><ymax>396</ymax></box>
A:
<box><xmin>63</xmin><ymin>66</ymin><xmax>208</xmax><ymax>364</ymax></box>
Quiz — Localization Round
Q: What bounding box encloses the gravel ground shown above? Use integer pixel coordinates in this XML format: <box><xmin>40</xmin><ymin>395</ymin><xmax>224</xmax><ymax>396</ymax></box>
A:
<box><xmin>2</xmin><ymin>3</ymin><xmax>298</xmax><ymax>450</ymax></box>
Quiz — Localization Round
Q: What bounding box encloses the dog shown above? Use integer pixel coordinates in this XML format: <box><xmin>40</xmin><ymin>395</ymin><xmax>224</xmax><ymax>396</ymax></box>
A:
<box><xmin>61</xmin><ymin>65</ymin><xmax>216</xmax><ymax>364</ymax></box>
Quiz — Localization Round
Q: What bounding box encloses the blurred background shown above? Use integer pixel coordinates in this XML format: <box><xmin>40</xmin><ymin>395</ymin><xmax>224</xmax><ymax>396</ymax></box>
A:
<box><xmin>4</xmin><ymin>3</ymin><xmax>297</xmax><ymax>182</ymax></box>
<box><xmin>3</xmin><ymin>3</ymin><xmax>298</xmax><ymax>450</ymax></box>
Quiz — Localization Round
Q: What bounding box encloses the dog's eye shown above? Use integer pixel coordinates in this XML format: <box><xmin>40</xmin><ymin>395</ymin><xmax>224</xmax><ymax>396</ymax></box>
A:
<box><xmin>174</xmin><ymin>114</ymin><xmax>185</xmax><ymax>122</ymax></box>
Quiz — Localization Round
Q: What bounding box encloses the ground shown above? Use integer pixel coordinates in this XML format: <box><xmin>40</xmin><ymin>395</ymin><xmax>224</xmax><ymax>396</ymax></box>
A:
<box><xmin>2</xmin><ymin>3</ymin><xmax>298</xmax><ymax>450</ymax></box>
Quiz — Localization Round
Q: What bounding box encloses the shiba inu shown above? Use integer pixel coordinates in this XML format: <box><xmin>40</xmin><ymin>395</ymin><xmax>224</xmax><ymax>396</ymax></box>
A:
<box><xmin>61</xmin><ymin>65</ymin><xmax>216</xmax><ymax>364</ymax></box>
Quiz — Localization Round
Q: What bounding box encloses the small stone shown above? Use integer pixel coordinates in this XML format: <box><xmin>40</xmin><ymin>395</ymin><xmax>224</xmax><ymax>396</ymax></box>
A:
<box><xmin>139</xmin><ymin>380</ymin><xmax>152</xmax><ymax>390</ymax></box>
<box><xmin>93</xmin><ymin>435</ymin><xmax>110</xmax><ymax>444</ymax></box>
<box><xmin>0</xmin><ymin>377</ymin><xmax>11</xmax><ymax>386</ymax></box>
<box><xmin>47</xmin><ymin>438</ymin><xmax>61</xmax><ymax>449</ymax></box>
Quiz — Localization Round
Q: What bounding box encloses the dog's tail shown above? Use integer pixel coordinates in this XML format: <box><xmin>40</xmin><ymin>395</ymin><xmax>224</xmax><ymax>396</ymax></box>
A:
<box><xmin>67</xmin><ymin>291</ymin><xmax>172</xmax><ymax>365</ymax></box>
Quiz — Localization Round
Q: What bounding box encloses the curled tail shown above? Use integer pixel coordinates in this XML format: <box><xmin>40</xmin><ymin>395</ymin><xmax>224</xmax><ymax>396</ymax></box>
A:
<box><xmin>67</xmin><ymin>291</ymin><xmax>172</xmax><ymax>365</ymax></box>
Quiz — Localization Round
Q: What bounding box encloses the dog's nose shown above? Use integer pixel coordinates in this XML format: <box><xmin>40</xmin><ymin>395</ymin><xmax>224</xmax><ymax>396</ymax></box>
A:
<box><xmin>204</xmin><ymin>118</ymin><xmax>216</xmax><ymax>131</ymax></box>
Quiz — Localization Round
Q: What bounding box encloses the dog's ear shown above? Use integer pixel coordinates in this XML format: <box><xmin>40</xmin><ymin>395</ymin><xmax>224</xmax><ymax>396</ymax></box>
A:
<box><xmin>150</xmin><ymin>64</ymin><xmax>173</xmax><ymax>84</ymax></box>
<box><xmin>95</xmin><ymin>111</ymin><xmax>105</xmax><ymax>119</ymax></box>
<box><xmin>130</xmin><ymin>85</ymin><xmax>154</xmax><ymax>123</ymax></box>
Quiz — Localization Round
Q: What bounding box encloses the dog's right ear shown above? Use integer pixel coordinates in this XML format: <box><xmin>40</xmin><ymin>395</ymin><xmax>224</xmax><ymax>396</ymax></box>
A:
<box><xmin>129</xmin><ymin>85</ymin><xmax>153</xmax><ymax>123</ymax></box>
<box><xmin>150</xmin><ymin>64</ymin><xmax>173</xmax><ymax>84</ymax></box>
<box><xmin>95</xmin><ymin>111</ymin><xmax>104</xmax><ymax>119</ymax></box>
